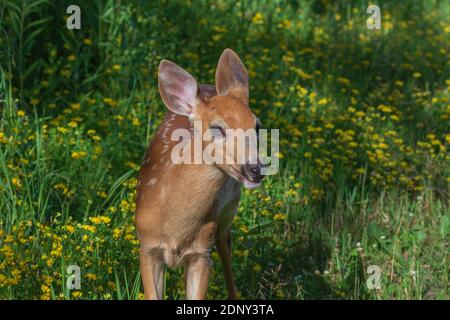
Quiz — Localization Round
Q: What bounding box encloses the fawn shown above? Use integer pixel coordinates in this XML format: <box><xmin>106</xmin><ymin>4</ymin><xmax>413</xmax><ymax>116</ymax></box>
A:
<box><xmin>136</xmin><ymin>49</ymin><xmax>263</xmax><ymax>300</ymax></box>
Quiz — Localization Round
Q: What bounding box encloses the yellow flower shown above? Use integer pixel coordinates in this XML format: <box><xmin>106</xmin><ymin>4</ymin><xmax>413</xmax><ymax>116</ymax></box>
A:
<box><xmin>125</xmin><ymin>161</ymin><xmax>140</xmax><ymax>171</ymax></box>
<box><xmin>80</xmin><ymin>224</ymin><xmax>96</xmax><ymax>233</ymax></box>
<box><xmin>89</xmin><ymin>216</ymin><xmax>111</xmax><ymax>225</ymax></box>
<box><xmin>311</xmin><ymin>188</ymin><xmax>324</xmax><ymax>200</ymax></box>
<box><xmin>378</xmin><ymin>104</ymin><xmax>393</xmax><ymax>113</ymax></box>
<box><xmin>0</xmin><ymin>132</ymin><xmax>7</xmax><ymax>143</ymax></box>
<box><xmin>252</xmin><ymin>12</ymin><xmax>264</xmax><ymax>25</ymax></box>
<box><xmin>109</xmin><ymin>206</ymin><xmax>117</xmax><ymax>213</ymax></box>
<box><xmin>0</xmin><ymin>274</ymin><xmax>8</xmax><ymax>286</ymax></box>
<box><xmin>50</xmin><ymin>239</ymin><xmax>62</xmax><ymax>257</ymax></box>
<box><xmin>212</xmin><ymin>34</ymin><xmax>223</xmax><ymax>42</ymax></box>
<box><xmin>103</xmin><ymin>98</ymin><xmax>118</xmax><ymax>107</ymax></box>
<box><xmin>11</xmin><ymin>177</ymin><xmax>22</xmax><ymax>188</ymax></box>
<box><xmin>413</xmin><ymin>72</ymin><xmax>421</xmax><ymax>78</ymax></box>
<box><xmin>112</xmin><ymin>228</ymin><xmax>122</xmax><ymax>240</ymax></box>
<box><xmin>273</xmin><ymin>213</ymin><xmax>286</xmax><ymax>220</ymax></box>
<box><xmin>297</xmin><ymin>85</ymin><xmax>308</xmax><ymax>97</ymax></box>
<box><xmin>85</xmin><ymin>273</ymin><xmax>97</xmax><ymax>281</ymax></box>
<box><xmin>132</xmin><ymin>117</ymin><xmax>141</xmax><ymax>126</ymax></box>
<box><xmin>286</xmin><ymin>189</ymin><xmax>297</xmax><ymax>196</ymax></box>
<box><xmin>318</xmin><ymin>98</ymin><xmax>328</xmax><ymax>105</ymax></box>
<box><xmin>120</xmin><ymin>199</ymin><xmax>130</xmax><ymax>213</ymax></box>
<box><xmin>445</xmin><ymin>134</ymin><xmax>450</xmax><ymax>144</ymax></box>
<box><xmin>83</xmin><ymin>38</ymin><xmax>92</xmax><ymax>45</ymax></box>
<box><xmin>41</xmin><ymin>284</ymin><xmax>51</xmax><ymax>300</ymax></box>
<box><xmin>97</xmin><ymin>190</ymin><xmax>107</xmax><ymax>198</ymax></box>
<box><xmin>71</xmin><ymin>151</ymin><xmax>87</xmax><ymax>159</ymax></box>
<box><xmin>46</xmin><ymin>258</ymin><xmax>54</xmax><ymax>267</ymax></box>
<box><xmin>278</xmin><ymin>19</ymin><xmax>292</xmax><ymax>29</ymax></box>
<box><xmin>57</xmin><ymin>127</ymin><xmax>69</xmax><ymax>134</ymax></box>
<box><xmin>94</xmin><ymin>146</ymin><xmax>102</xmax><ymax>155</ymax></box>
<box><xmin>337</xmin><ymin>77</ymin><xmax>350</xmax><ymax>86</ymax></box>
<box><xmin>70</xmin><ymin>103</ymin><xmax>80</xmax><ymax>110</ymax></box>
<box><xmin>212</xmin><ymin>25</ymin><xmax>227</xmax><ymax>33</ymax></box>
<box><xmin>295</xmin><ymin>68</ymin><xmax>312</xmax><ymax>80</ymax></box>
<box><xmin>240</xmin><ymin>225</ymin><xmax>249</xmax><ymax>233</ymax></box>
<box><xmin>125</xmin><ymin>233</ymin><xmax>136</xmax><ymax>242</ymax></box>
<box><xmin>252</xmin><ymin>263</ymin><xmax>262</xmax><ymax>272</ymax></box>
<box><xmin>274</xmin><ymin>101</ymin><xmax>283</xmax><ymax>108</ymax></box>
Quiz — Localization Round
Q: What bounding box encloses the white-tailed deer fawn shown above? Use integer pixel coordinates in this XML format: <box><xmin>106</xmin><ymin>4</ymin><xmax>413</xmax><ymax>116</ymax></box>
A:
<box><xmin>136</xmin><ymin>49</ymin><xmax>263</xmax><ymax>300</ymax></box>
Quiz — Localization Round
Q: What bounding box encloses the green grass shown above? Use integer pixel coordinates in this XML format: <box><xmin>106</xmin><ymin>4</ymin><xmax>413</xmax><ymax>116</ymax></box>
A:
<box><xmin>0</xmin><ymin>0</ymin><xmax>449</xmax><ymax>299</ymax></box>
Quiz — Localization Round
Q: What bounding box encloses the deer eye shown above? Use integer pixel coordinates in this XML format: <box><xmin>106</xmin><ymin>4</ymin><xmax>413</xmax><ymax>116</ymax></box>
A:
<box><xmin>210</xmin><ymin>125</ymin><xmax>225</xmax><ymax>138</ymax></box>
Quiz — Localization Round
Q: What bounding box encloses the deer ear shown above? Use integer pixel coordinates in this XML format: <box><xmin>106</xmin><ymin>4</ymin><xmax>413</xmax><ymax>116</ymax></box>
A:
<box><xmin>158</xmin><ymin>60</ymin><xmax>198</xmax><ymax>117</ymax></box>
<box><xmin>215</xmin><ymin>49</ymin><xmax>249</xmax><ymax>100</ymax></box>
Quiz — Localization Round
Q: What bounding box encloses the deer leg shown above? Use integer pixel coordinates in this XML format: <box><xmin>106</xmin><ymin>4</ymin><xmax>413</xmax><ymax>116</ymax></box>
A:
<box><xmin>184</xmin><ymin>254</ymin><xmax>211</xmax><ymax>300</ymax></box>
<box><xmin>216</xmin><ymin>228</ymin><xmax>238</xmax><ymax>299</ymax></box>
<box><xmin>140</xmin><ymin>247</ymin><xmax>164</xmax><ymax>300</ymax></box>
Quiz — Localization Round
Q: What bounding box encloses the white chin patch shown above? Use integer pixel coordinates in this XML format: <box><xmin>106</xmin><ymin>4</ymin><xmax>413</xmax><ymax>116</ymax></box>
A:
<box><xmin>242</xmin><ymin>179</ymin><xmax>261</xmax><ymax>190</ymax></box>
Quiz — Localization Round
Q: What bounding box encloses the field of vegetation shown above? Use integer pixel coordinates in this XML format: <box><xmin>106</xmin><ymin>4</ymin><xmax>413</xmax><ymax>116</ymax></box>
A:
<box><xmin>0</xmin><ymin>0</ymin><xmax>448</xmax><ymax>299</ymax></box>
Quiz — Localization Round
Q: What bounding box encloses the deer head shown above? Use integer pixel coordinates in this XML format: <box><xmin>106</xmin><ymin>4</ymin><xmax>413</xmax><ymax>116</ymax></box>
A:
<box><xmin>157</xmin><ymin>49</ymin><xmax>264</xmax><ymax>189</ymax></box>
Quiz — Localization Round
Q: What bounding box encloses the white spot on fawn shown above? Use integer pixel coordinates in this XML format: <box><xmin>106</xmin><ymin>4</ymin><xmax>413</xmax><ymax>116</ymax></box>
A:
<box><xmin>161</xmin><ymin>126</ymin><xmax>169</xmax><ymax>140</ymax></box>
<box><xmin>148</xmin><ymin>178</ymin><xmax>157</xmax><ymax>186</ymax></box>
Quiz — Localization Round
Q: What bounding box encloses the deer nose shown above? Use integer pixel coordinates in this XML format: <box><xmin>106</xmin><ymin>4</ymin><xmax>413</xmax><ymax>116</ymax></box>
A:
<box><xmin>243</xmin><ymin>162</ymin><xmax>263</xmax><ymax>182</ymax></box>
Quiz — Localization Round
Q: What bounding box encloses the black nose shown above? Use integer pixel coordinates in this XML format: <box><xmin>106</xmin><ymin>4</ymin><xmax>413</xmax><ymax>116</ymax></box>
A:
<box><xmin>243</xmin><ymin>163</ymin><xmax>263</xmax><ymax>182</ymax></box>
